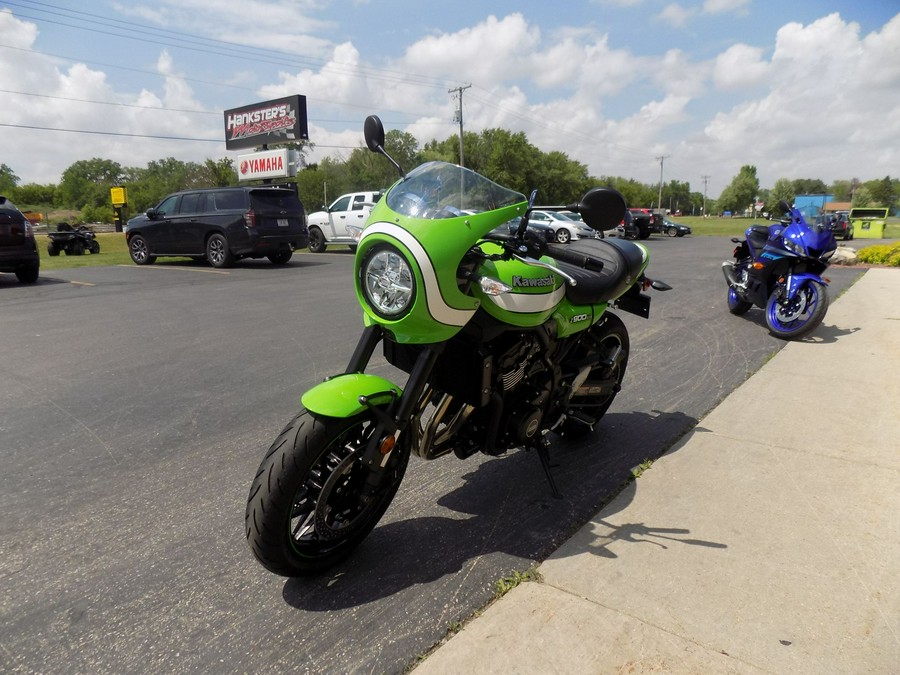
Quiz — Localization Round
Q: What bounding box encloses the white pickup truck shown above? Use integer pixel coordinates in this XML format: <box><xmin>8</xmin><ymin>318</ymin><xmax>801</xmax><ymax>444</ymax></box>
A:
<box><xmin>306</xmin><ymin>190</ymin><xmax>383</xmax><ymax>252</ymax></box>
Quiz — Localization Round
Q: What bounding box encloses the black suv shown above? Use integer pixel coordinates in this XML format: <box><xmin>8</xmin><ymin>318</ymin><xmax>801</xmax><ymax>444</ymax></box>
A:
<box><xmin>0</xmin><ymin>196</ymin><xmax>40</xmax><ymax>283</ymax></box>
<box><xmin>125</xmin><ymin>186</ymin><xmax>308</xmax><ymax>268</ymax></box>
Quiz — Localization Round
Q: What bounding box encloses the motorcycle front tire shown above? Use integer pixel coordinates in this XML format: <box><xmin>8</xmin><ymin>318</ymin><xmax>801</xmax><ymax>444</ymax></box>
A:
<box><xmin>765</xmin><ymin>281</ymin><xmax>829</xmax><ymax>340</ymax></box>
<box><xmin>245</xmin><ymin>409</ymin><xmax>408</xmax><ymax>576</ymax></box>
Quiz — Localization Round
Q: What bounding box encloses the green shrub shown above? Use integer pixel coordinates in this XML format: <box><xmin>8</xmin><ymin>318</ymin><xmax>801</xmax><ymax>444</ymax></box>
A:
<box><xmin>857</xmin><ymin>242</ymin><xmax>900</xmax><ymax>267</ymax></box>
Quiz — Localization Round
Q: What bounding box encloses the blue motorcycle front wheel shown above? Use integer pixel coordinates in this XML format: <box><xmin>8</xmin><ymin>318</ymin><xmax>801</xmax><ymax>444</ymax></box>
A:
<box><xmin>765</xmin><ymin>281</ymin><xmax>829</xmax><ymax>340</ymax></box>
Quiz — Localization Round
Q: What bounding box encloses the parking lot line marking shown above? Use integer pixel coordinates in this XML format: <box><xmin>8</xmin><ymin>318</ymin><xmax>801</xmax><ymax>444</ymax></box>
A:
<box><xmin>116</xmin><ymin>265</ymin><xmax>230</xmax><ymax>275</ymax></box>
<box><xmin>69</xmin><ymin>281</ymin><xmax>96</xmax><ymax>287</ymax></box>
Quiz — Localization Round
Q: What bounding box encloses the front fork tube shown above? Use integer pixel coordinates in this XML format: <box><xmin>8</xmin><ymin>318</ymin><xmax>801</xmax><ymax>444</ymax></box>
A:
<box><xmin>347</xmin><ymin>327</ymin><xmax>444</xmax><ymax>472</ymax></box>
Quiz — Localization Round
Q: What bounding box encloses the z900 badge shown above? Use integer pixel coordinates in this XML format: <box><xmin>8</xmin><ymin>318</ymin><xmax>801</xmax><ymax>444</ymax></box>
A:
<box><xmin>570</xmin><ymin>313</ymin><xmax>589</xmax><ymax>323</ymax></box>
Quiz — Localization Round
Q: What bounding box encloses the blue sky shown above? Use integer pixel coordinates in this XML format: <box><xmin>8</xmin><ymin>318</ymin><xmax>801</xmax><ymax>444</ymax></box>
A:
<box><xmin>1</xmin><ymin>0</ymin><xmax>898</xmax><ymax>198</ymax></box>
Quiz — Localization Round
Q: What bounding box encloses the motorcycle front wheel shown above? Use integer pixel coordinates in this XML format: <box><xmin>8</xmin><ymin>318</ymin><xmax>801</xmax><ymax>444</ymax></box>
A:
<box><xmin>765</xmin><ymin>281</ymin><xmax>829</xmax><ymax>340</ymax></box>
<box><xmin>245</xmin><ymin>409</ymin><xmax>409</xmax><ymax>576</ymax></box>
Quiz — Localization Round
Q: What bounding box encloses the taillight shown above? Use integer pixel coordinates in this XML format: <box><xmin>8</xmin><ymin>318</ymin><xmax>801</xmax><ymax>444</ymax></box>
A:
<box><xmin>24</xmin><ymin>222</ymin><xmax>35</xmax><ymax>238</ymax></box>
<box><xmin>243</xmin><ymin>208</ymin><xmax>256</xmax><ymax>227</ymax></box>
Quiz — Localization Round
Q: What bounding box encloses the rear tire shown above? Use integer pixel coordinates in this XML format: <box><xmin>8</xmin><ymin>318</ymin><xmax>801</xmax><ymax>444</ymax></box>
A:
<box><xmin>267</xmin><ymin>248</ymin><xmax>293</xmax><ymax>264</ymax></box>
<box><xmin>245</xmin><ymin>409</ymin><xmax>408</xmax><ymax>576</ymax></box>
<box><xmin>15</xmin><ymin>263</ymin><xmax>39</xmax><ymax>283</ymax></box>
<box><xmin>206</xmin><ymin>233</ymin><xmax>234</xmax><ymax>268</ymax></box>
<box><xmin>308</xmin><ymin>227</ymin><xmax>327</xmax><ymax>253</ymax></box>
<box><xmin>727</xmin><ymin>286</ymin><xmax>752</xmax><ymax>315</ymax></box>
<box><xmin>561</xmin><ymin>313</ymin><xmax>629</xmax><ymax>436</ymax></box>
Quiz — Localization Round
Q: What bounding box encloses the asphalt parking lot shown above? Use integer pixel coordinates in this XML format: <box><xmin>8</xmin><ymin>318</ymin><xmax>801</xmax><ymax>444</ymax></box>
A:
<box><xmin>0</xmin><ymin>239</ymin><xmax>865</xmax><ymax>673</ymax></box>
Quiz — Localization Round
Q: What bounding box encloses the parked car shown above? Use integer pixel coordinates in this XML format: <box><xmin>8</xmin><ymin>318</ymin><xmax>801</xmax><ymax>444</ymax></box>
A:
<box><xmin>125</xmin><ymin>186</ymin><xmax>308</xmax><ymax>268</ymax></box>
<box><xmin>528</xmin><ymin>210</ymin><xmax>598</xmax><ymax>243</ymax></box>
<box><xmin>307</xmin><ymin>191</ymin><xmax>383</xmax><ymax>252</ymax></box>
<box><xmin>0</xmin><ymin>195</ymin><xmax>40</xmax><ymax>283</ymax></box>
<box><xmin>829</xmin><ymin>212</ymin><xmax>853</xmax><ymax>240</ymax></box>
<box><xmin>662</xmin><ymin>218</ymin><xmax>692</xmax><ymax>237</ymax></box>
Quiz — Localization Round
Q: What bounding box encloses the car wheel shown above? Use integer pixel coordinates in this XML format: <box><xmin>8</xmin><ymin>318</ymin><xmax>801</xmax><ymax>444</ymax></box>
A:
<box><xmin>667</xmin><ymin>227</ymin><xmax>678</xmax><ymax>237</ymax></box>
<box><xmin>128</xmin><ymin>234</ymin><xmax>156</xmax><ymax>265</ymax></box>
<box><xmin>206</xmin><ymin>233</ymin><xmax>234</xmax><ymax>268</ymax></box>
<box><xmin>15</xmin><ymin>263</ymin><xmax>39</xmax><ymax>283</ymax></box>
<box><xmin>267</xmin><ymin>248</ymin><xmax>293</xmax><ymax>265</ymax></box>
<box><xmin>308</xmin><ymin>227</ymin><xmax>327</xmax><ymax>253</ymax></box>
<box><xmin>555</xmin><ymin>228</ymin><xmax>570</xmax><ymax>244</ymax></box>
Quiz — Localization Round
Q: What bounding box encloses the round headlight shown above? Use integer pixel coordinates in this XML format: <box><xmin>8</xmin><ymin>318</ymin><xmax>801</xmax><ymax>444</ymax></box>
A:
<box><xmin>362</xmin><ymin>247</ymin><xmax>415</xmax><ymax>318</ymax></box>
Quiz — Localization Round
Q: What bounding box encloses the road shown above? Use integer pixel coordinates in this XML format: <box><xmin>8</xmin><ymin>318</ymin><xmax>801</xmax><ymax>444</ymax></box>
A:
<box><xmin>0</xmin><ymin>238</ymin><xmax>863</xmax><ymax>674</ymax></box>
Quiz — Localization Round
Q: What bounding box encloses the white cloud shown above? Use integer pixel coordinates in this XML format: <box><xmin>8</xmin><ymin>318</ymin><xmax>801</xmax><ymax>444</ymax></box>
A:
<box><xmin>712</xmin><ymin>43</ymin><xmax>769</xmax><ymax>89</ymax></box>
<box><xmin>703</xmin><ymin>0</ymin><xmax>751</xmax><ymax>15</ymax></box>
<box><xmin>658</xmin><ymin>3</ymin><xmax>696</xmax><ymax>29</ymax></box>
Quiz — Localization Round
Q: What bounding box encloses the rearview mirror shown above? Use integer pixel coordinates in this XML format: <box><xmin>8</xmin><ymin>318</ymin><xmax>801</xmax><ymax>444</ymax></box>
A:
<box><xmin>364</xmin><ymin>115</ymin><xmax>385</xmax><ymax>153</ymax></box>
<box><xmin>569</xmin><ymin>188</ymin><xmax>627</xmax><ymax>231</ymax></box>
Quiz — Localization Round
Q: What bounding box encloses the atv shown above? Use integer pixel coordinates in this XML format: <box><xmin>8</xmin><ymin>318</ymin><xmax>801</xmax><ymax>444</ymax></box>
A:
<box><xmin>47</xmin><ymin>223</ymin><xmax>100</xmax><ymax>256</ymax></box>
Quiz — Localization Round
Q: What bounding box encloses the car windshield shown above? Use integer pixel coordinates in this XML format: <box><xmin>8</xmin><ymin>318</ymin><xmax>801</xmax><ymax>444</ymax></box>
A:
<box><xmin>385</xmin><ymin>161</ymin><xmax>525</xmax><ymax>220</ymax></box>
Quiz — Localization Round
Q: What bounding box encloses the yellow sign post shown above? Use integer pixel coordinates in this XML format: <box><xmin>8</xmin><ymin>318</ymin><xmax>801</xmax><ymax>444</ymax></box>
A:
<box><xmin>110</xmin><ymin>187</ymin><xmax>128</xmax><ymax>206</ymax></box>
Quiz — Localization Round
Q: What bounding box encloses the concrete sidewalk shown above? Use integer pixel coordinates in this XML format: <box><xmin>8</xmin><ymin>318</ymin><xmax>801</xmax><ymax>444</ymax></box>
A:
<box><xmin>416</xmin><ymin>268</ymin><xmax>899</xmax><ymax>674</ymax></box>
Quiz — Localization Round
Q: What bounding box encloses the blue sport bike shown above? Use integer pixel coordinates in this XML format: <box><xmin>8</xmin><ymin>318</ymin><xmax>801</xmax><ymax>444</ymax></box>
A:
<box><xmin>722</xmin><ymin>201</ymin><xmax>836</xmax><ymax>340</ymax></box>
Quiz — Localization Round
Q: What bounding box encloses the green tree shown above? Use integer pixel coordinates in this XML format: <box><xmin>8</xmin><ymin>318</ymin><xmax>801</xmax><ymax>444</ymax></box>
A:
<box><xmin>0</xmin><ymin>163</ymin><xmax>19</xmax><ymax>195</ymax></box>
<box><xmin>14</xmin><ymin>183</ymin><xmax>56</xmax><ymax>206</ymax></box>
<box><xmin>867</xmin><ymin>176</ymin><xmax>896</xmax><ymax>210</ymax></box>
<box><xmin>57</xmin><ymin>158</ymin><xmax>124</xmax><ymax>209</ymax></box>
<box><xmin>771</xmin><ymin>178</ymin><xmax>794</xmax><ymax>204</ymax></box>
<box><xmin>717</xmin><ymin>165</ymin><xmax>759</xmax><ymax>214</ymax></box>
<box><xmin>202</xmin><ymin>158</ymin><xmax>237</xmax><ymax>187</ymax></box>
<box><xmin>792</xmin><ymin>178</ymin><xmax>828</xmax><ymax>195</ymax></box>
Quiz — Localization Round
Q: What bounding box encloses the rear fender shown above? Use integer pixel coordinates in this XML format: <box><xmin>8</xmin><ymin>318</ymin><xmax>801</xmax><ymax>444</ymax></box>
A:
<box><xmin>301</xmin><ymin>373</ymin><xmax>402</xmax><ymax>418</ymax></box>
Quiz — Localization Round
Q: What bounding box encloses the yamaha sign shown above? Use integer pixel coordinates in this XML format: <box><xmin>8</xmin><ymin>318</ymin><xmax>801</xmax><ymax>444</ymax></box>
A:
<box><xmin>236</xmin><ymin>148</ymin><xmax>300</xmax><ymax>181</ymax></box>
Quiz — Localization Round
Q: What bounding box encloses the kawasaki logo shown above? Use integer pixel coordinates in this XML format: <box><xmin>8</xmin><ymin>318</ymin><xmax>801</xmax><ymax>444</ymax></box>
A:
<box><xmin>512</xmin><ymin>275</ymin><xmax>554</xmax><ymax>288</ymax></box>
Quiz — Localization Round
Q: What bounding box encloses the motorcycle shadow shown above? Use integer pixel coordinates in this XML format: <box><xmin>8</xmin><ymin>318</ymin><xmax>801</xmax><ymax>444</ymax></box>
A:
<box><xmin>797</xmin><ymin>323</ymin><xmax>860</xmax><ymax>344</ymax></box>
<box><xmin>282</xmin><ymin>408</ymin><xmax>698</xmax><ymax>611</ymax></box>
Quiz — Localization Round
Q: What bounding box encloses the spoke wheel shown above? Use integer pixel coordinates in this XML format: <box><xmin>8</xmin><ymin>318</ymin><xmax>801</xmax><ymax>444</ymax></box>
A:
<box><xmin>128</xmin><ymin>235</ymin><xmax>156</xmax><ymax>265</ymax></box>
<box><xmin>246</xmin><ymin>410</ymin><xmax>408</xmax><ymax>576</ymax></box>
<box><xmin>206</xmin><ymin>233</ymin><xmax>233</xmax><ymax>268</ymax></box>
<box><xmin>766</xmin><ymin>281</ymin><xmax>829</xmax><ymax>340</ymax></box>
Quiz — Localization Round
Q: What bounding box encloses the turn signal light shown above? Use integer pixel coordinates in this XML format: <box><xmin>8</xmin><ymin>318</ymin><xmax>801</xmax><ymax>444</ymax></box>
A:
<box><xmin>753</xmin><ymin>262</ymin><xmax>764</xmax><ymax>270</ymax></box>
<box><xmin>379</xmin><ymin>435</ymin><xmax>396</xmax><ymax>455</ymax></box>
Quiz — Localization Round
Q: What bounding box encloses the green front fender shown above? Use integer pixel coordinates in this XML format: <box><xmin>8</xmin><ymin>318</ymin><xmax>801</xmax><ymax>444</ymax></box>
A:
<box><xmin>300</xmin><ymin>373</ymin><xmax>403</xmax><ymax>418</ymax></box>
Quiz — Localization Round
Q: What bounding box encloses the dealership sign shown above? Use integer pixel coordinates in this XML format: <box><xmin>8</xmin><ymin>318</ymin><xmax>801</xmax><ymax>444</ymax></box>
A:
<box><xmin>236</xmin><ymin>148</ymin><xmax>300</xmax><ymax>181</ymax></box>
<box><xmin>224</xmin><ymin>95</ymin><xmax>308</xmax><ymax>150</ymax></box>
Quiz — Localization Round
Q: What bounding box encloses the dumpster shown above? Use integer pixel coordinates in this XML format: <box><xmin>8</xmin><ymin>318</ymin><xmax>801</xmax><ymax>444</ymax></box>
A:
<box><xmin>849</xmin><ymin>207</ymin><xmax>889</xmax><ymax>239</ymax></box>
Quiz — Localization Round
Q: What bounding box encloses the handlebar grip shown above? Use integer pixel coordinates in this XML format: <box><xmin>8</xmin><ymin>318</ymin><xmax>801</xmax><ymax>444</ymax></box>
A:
<box><xmin>545</xmin><ymin>243</ymin><xmax>605</xmax><ymax>273</ymax></box>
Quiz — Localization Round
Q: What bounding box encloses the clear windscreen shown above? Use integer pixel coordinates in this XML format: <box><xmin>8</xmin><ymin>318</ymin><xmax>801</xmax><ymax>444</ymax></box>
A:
<box><xmin>385</xmin><ymin>161</ymin><xmax>525</xmax><ymax>220</ymax></box>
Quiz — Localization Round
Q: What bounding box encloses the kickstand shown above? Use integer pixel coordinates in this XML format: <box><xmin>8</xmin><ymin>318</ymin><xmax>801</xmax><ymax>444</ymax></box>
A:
<box><xmin>534</xmin><ymin>441</ymin><xmax>562</xmax><ymax>499</ymax></box>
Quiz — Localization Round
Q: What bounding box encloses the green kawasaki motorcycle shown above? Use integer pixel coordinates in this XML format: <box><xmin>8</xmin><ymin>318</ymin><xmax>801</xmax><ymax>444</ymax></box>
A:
<box><xmin>245</xmin><ymin>116</ymin><xmax>671</xmax><ymax>576</ymax></box>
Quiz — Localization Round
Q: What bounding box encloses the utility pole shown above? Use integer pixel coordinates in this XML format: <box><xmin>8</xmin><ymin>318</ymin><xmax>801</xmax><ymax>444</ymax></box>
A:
<box><xmin>701</xmin><ymin>174</ymin><xmax>710</xmax><ymax>217</ymax></box>
<box><xmin>449</xmin><ymin>84</ymin><xmax>471</xmax><ymax>167</ymax></box>
<box><xmin>656</xmin><ymin>155</ymin><xmax>670</xmax><ymax>211</ymax></box>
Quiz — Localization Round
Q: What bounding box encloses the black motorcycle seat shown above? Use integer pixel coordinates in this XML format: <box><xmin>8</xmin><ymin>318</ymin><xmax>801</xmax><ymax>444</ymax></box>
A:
<box><xmin>550</xmin><ymin>238</ymin><xmax>646</xmax><ymax>305</ymax></box>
